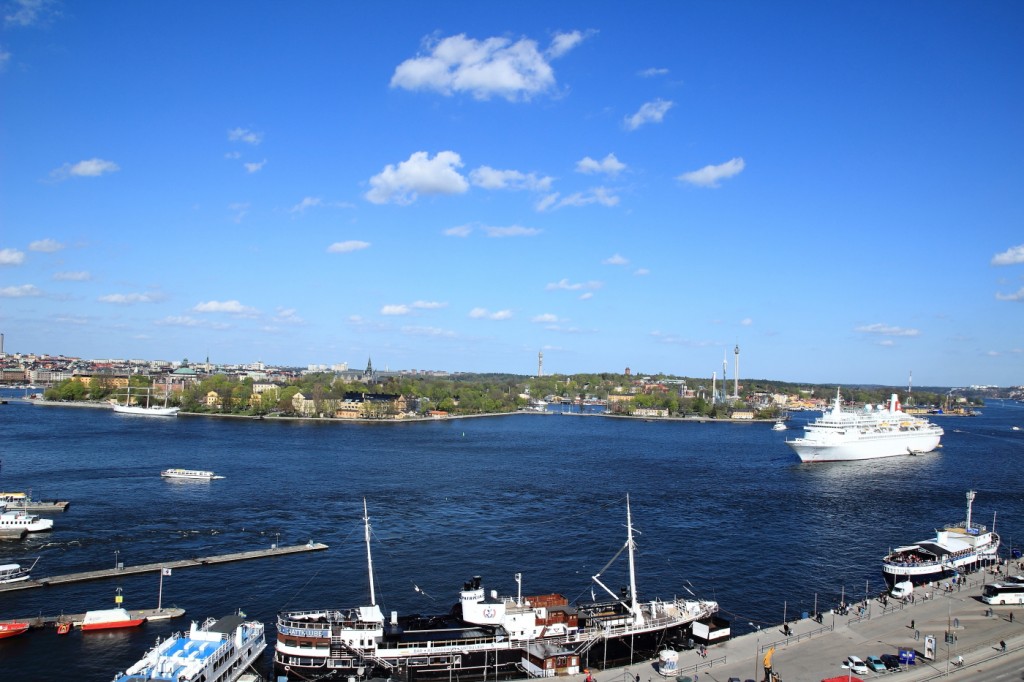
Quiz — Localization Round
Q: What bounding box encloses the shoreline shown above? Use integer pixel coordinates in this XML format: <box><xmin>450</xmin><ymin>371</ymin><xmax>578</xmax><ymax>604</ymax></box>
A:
<box><xmin>18</xmin><ymin>397</ymin><xmax>786</xmax><ymax>425</ymax></box>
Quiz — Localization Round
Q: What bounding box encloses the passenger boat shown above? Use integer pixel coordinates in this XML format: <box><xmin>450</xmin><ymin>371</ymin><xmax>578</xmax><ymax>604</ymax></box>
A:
<box><xmin>0</xmin><ymin>558</ymin><xmax>39</xmax><ymax>584</ymax></box>
<box><xmin>882</xmin><ymin>490</ymin><xmax>1000</xmax><ymax>592</ymax></box>
<box><xmin>274</xmin><ymin>497</ymin><xmax>723</xmax><ymax>682</ymax></box>
<box><xmin>112</xmin><ymin>386</ymin><xmax>180</xmax><ymax>417</ymax></box>
<box><xmin>0</xmin><ymin>508</ymin><xmax>54</xmax><ymax>532</ymax></box>
<box><xmin>0</xmin><ymin>491</ymin><xmax>70</xmax><ymax>512</ymax></box>
<box><xmin>80</xmin><ymin>607</ymin><xmax>146</xmax><ymax>631</ymax></box>
<box><xmin>0</xmin><ymin>621</ymin><xmax>30</xmax><ymax>639</ymax></box>
<box><xmin>113</xmin><ymin>613</ymin><xmax>266</xmax><ymax>682</ymax></box>
<box><xmin>786</xmin><ymin>390</ymin><xmax>943</xmax><ymax>462</ymax></box>
<box><xmin>160</xmin><ymin>469</ymin><xmax>225</xmax><ymax>481</ymax></box>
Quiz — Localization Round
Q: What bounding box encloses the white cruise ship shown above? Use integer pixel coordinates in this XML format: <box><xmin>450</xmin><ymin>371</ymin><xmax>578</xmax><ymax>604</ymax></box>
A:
<box><xmin>786</xmin><ymin>390</ymin><xmax>943</xmax><ymax>463</ymax></box>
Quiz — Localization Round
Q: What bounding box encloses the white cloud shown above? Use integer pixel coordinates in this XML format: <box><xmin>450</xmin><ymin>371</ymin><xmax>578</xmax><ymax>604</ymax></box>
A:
<box><xmin>0</xmin><ymin>284</ymin><xmax>41</xmax><ymax>297</ymax></box>
<box><xmin>0</xmin><ymin>248</ymin><xmax>25</xmax><ymax>265</ymax></box>
<box><xmin>244</xmin><ymin>159</ymin><xmax>267</xmax><ymax>173</ymax></box>
<box><xmin>546</xmin><ymin>30</ymin><xmax>585</xmax><ymax>58</ymax></box>
<box><xmin>53</xmin><ymin>270</ymin><xmax>91</xmax><ymax>281</ymax></box>
<box><xmin>402</xmin><ymin>325</ymin><xmax>457</xmax><ymax>338</ymax></box>
<box><xmin>193</xmin><ymin>300</ymin><xmax>258</xmax><ymax>315</ymax></box>
<box><xmin>228</xmin><ymin>202</ymin><xmax>249</xmax><ymax>224</ymax></box>
<box><xmin>381</xmin><ymin>304</ymin><xmax>411</xmax><ymax>316</ymax></box>
<box><xmin>855</xmin><ymin>323</ymin><xmax>920</xmax><ymax>337</ymax></box>
<box><xmin>678</xmin><ymin>157</ymin><xmax>746</xmax><ymax>188</ymax></box>
<box><xmin>0</xmin><ymin>47</ymin><xmax>9</xmax><ymax>72</ymax></box>
<box><xmin>228</xmin><ymin>127</ymin><xmax>263</xmax><ymax>145</ymax></box>
<box><xmin>29</xmin><ymin>238</ymin><xmax>64</xmax><ymax>252</ymax></box>
<box><xmin>537</xmin><ymin>187</ymin><xmax>619</xmax><ymax>211</ymax></box>
<box><xmin>576</xmin><ymin>153</ymin><xmax>626</xmax><ymax>176</ymax></box>
<box><xmin>156</xmin><ymin>315</ymin><xmax>206</xmax><ymax>328</ymax></box>
<box><xmin>603</xmin><ymin>253</ymin><xmax>629</xmax><ymax>266</ymax></box>
<box><xmin>483</xmin><ymin>225</ymin><xmax>541</xmax><ymax>238</ymax></box>
<box><xmin>390</xmin><ymin>31</ymin><xmax>582</xmax><ymax>101</ymax></box>
<box><xmin>327</xmin><ymin>240</ymin><xmax>370</xmax><ymax>253</ymax></box>
<box><xmin>634</xmin><ymin>268</ymin><xmax>650</xmax><ymax>276</ymax></box>
<box><xmin>992</xmin><ymin>245</ymin><xmax>1024</xmax><ymax>266</ymax></box>
<box><xmin>290</xmin><ymin>197</ymin><xmax>323</xmax><ymax>213</ymax></box>
<box><xmin>365</xmin><ymin>151</ymin><xmax>468</xmax><ymax>205</ymax></box>
<box><xmin>5</xmin><ymin>0</ymin><xmax>57</xmax><ymax>27</ymax></box>
<box><xmin>546</xmin><ymin>278</ymin><xmax>602</xmax><ymax>292</ymax></box>
<box><xmin>469</xmin><ymin>307</ymin><xmax>512</xmax><ymax>320</ymax></box>
<box><xmin>579</xmin><ymin>292</ymin><xmax>594</xmax><ymax>300</ymax></box>
<box><xmin>444</xmin><ymin>225</ymin><xmax>473</xmax><ymax>237</ymax></box>
<box><xmin>273</xmin><ymin>307</ymin><xmax>304</xmax><ymax>324</ymax></box>
<box><xmin>50</xmin><ymin>158</ymin><xmax>120</xmax><ymax>180</ymax></box>
<box><xmin>741</xmin><ymin>317</ymin><xmax>753</xmax><ymax>326</ymax></box>
<box><xmin>638</xmin><ymin>67</ymin><xmax>669</xmax><ymax>78</ymax></box>
<box><xmin>532</xmin><ymin>313</ymin><xmax>560</xmax><ymax>323</ymax></box>
<box><xmin>996</xmin><ymin>287</ymin><xmax>1024</xmax><ymax>302</ymax></box>
<box><xmin>224</xmin><ymin>151</ymin><xmax>241</xmax><ymax>160</ymax></box>
<box><xmin>412</xmin><ymin>300</ymin><xmax>447</xmax><ymax>309</ymax></box>
<box><xmin>469</xmin><ymin>166</ymin><xmax>553</xmax><ymax>191</ymax></box>
<box><xmin>99</xmin><ymin>293</ymin><xmax>154</xmax><ymax>304</ymax></box>
<box><xmin>624</xmin><ymin>99</ymin><xmax>673</xmax><ymax>131</ymax></box>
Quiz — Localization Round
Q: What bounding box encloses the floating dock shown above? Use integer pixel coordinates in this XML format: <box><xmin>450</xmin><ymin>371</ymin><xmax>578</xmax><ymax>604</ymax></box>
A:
<box><xmin>0</xmin><ymin>542</ymin><xmax>328</xmax><ymax>593</ymax></box>
<box><xmin>1</xmin><ymin>607</ymin><xmax>186</xmax><ymax>631</ymax></box>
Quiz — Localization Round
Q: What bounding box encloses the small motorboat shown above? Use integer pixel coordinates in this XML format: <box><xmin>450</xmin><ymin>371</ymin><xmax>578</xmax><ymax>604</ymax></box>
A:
<box><xmin>772</xmin><ymin>420</ymin><xmax>787</xmax><ymax>431</ymax></box>
<box><xmin>80</xmin><ymin>608</ymin><xmax>145</xmax><ymax>631</ymax></box>
<box><xmin>0</xmin><ymin>621</ymin><xmax>30</xmax><ymax>639</ymax></box>
<box><xmin>0</xmin><ymin>558</ymin><xmax>39</xmax><ymax>584</ymax></box>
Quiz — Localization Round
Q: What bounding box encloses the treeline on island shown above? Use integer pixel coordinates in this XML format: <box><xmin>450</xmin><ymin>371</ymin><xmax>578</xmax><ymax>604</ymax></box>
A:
<box><xmin>40</xmin><ymin>371</ymin><xmax>983</xmax><ymax>419</ymax></box>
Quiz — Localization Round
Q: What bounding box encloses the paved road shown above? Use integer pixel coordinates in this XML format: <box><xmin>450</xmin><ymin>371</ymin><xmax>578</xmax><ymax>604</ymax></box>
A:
<box><xmin>585</xmin><ymin>570</ymin><xmax>1024</xmax><ymax>682</ymax></box>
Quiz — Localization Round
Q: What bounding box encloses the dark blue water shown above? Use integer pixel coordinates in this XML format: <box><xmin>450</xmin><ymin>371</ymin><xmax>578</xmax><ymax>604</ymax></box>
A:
<box><xmin>1</xmin><ymin>395</ymin><xmax>1023</xmax><ymax>681</ymax></box>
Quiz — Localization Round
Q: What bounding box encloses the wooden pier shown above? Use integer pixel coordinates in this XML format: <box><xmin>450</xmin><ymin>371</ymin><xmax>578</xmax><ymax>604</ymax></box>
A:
<box><xmin>0</xmin><ymin>541</ymin><xmax>328</xmax><ymax>593</ymax></box>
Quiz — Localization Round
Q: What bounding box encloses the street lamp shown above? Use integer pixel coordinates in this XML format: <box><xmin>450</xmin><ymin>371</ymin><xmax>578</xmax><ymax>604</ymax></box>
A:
<box><xmin>114</xmin><ymin>549</ymin><xmax>120</xmax><ymax>571</ymax></box>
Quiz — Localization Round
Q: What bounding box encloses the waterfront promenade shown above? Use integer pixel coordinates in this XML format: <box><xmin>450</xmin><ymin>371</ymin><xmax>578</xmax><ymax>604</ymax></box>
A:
<box><xmin>585</xmin><ymin>570</ymin><xmax>1023</xmax><ymax>682</ymax></box>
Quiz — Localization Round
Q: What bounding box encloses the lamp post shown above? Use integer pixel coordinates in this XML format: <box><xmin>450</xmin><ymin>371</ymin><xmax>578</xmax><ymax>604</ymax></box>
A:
<box><xmin>114</xmin><ymin>549</ymin><xmax>120</xmax><ymax>571</ymax></box>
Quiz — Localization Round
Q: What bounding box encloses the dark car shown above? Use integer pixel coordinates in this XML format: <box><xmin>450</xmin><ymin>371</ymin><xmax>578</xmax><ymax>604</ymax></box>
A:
<box><xmin>880</xmin><ymin>653</ymin><xmax>902</xmax><ymax>670</ymax></box>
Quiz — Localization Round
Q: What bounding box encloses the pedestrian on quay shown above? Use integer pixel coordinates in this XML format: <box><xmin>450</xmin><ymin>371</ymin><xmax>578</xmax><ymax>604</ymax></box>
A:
<box><xmin>1001</xmin><ymin>640</ymin><xmax>1007</xmax><ymax>652</ymax></box>
<box><xmin>910</xmin><ymin>619</ymin><xmax>915</xmax><ymax>630</ymax></box>
<box><xmin>1011</xmin><ymin>611</ymin><xmax>1015</xmax><ymax>623</ymax></box>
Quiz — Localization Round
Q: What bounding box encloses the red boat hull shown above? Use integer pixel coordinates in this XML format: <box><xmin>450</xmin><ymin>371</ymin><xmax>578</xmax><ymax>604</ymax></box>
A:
<box><xmin>81</xmin><ymin>618</ymin><xmax>144</xmax><ymax>631</ymax></box>
<box><xmin>0</xmin><ymin>622</ymin><xmax>30</xmax><ymax>638</ymax></box>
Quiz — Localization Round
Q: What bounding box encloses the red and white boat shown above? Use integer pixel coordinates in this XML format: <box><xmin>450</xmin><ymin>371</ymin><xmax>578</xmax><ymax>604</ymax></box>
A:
<box><xmin>80</xmin><ymin>608</ymin><xmax>145</xmax><ymax>631</ymax></box>
<box><xmin>0</xmin><ymin>621</ymin><xmax>30</xmax><ymax>639</ymax></box>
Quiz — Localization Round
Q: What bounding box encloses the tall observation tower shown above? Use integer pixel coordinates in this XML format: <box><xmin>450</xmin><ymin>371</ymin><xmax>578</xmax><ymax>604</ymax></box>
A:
<box><xmin>537</xmin><ymin>351</ymin><xmax>543</xmax><ymax>378</ymax></box>
<box><xmin>734</xmin><ymin>344</ymin><xmax>740</xmax><ymax>399</ymax></box>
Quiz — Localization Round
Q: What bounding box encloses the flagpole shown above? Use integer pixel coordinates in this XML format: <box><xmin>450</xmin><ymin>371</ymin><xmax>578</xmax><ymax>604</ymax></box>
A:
<box><xmin>158</xmin><ymin>567</ymin><xmax>164</xmax><ymax>611</ymax></box>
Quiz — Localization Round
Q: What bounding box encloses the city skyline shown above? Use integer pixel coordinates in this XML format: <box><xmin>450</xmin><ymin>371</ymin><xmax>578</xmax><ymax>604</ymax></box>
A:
<box><xmin>2</xmin><ymin>2</ymin><xmax>1022</xmax><ymax>385</ymax></box>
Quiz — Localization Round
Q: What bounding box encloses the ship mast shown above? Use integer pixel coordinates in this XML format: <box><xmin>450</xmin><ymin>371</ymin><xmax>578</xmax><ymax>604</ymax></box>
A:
<box><xmin>626</xmin><ymin>494</ymin><xmax>642</xmax><ymax>624</ymax></box>
<box><xmin>363</xmin><ymin>498</ymin><xmax>376</xmax><ymax>606</ymax></box>
<box><xmin>590</xmin><ymin>495</ymin><xmax>645</xmax><ymax>624</ymax></box>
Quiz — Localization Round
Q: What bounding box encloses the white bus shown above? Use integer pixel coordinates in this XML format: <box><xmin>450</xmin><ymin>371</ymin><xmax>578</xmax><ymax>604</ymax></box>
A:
<box><xmin>982</xmin><ymin>581</ymin><xmax>1024</xmax><ymax>605</ymax></box>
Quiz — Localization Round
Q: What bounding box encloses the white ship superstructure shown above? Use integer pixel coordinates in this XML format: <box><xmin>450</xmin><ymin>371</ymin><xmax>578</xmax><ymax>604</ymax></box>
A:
<box><xmin>786</xmin><ymin>390</ymin><xmax>943</xmax><ymax>463</ymax></box>
<box><xmin>114</xmin><ymin>614</ymin><xmax>265</xmax><ymax>682</ymax></box>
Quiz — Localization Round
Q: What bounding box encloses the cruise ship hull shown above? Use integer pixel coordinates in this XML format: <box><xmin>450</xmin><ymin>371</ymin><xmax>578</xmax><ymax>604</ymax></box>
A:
<box><xmin>788</xmin><ymin>432</ymin><xmax>941</xmax><ymax>463</ymax></box>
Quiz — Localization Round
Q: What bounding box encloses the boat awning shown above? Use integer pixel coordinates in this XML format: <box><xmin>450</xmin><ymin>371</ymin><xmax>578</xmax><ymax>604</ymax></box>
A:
<box><xmin>359</xmin><ymin>605</ymin><xmax>384</xmax><ymax>623</ymax></box>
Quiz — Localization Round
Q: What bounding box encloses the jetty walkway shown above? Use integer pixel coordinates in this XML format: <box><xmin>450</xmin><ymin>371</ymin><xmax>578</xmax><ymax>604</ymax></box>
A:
<box><xmin>580</xmin><ymin>570</ymin><xmax>1024</xmax><ymax>682</ymax></box>
<box><xmin>0</xmin><ymin>542</ymin><xmax>328</xmax><ymax>593</ymax></box>
<box><xmin>2</xmin><ymin>606</ymin><xmax>187</xmax><ymax>631</ymax></box>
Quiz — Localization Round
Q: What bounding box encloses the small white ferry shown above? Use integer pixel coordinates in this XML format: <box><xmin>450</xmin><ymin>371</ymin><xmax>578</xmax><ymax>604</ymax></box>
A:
<box><xmin>0</xmin><ymin>508</ymin><xmax>54</xmax><ymax>532</ymax></box>
<box><xmin>161</xmin><ymin>469</ymin><xmax>225</xmax><ymax>481</ymax></box>
<box><xmin>0</xmin><ymin>558</ymin><xmax>39</xmax><ymax>584</ymax></box>
<box><xmin>113</xmin><ymin>613</ymin><xmax>266</xmax><ymax>682</ymax></box>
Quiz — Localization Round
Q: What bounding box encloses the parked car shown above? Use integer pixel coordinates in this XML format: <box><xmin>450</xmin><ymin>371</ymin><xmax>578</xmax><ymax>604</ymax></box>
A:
<box><xmin>880</xmin><ymin>653</ymin><xmax>902</xmax><ymax>670</ymax></box>
<box><xmin>846</xmin><ymin>655</ymin><xmax>870</xmax><ymax>674</ymax></box>
<box><xmin>866</xmin><ymin>655</ymin><xmax>887</xmax><ymax>672</ymax></box>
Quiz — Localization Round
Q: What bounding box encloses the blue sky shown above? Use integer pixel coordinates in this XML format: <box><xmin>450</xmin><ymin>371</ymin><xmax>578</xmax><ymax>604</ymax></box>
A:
<box><xmin>1</xmin><ymin>1</ymin><xmax>1022</xmax><ymax>386</ymax></box>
